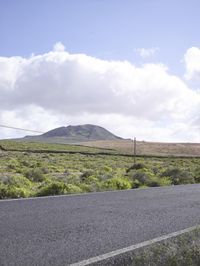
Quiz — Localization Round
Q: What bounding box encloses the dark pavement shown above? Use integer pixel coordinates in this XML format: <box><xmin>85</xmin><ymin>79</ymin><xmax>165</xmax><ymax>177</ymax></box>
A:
<box><xmin>1</xmin><ymin>184</ymin><xmax>200</xmax><ymax>265</ymax></box>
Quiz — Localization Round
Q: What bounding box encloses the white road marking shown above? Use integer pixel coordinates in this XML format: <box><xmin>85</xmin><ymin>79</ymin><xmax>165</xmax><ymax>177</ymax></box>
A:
<box><xmin>69</xmin><ymin>225</ymin><xmax>200</xmax><ymax>266</ymax></box>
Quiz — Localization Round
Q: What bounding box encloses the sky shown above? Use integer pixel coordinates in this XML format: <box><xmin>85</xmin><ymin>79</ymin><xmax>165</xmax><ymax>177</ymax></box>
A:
<box><xmin>1</xmin><ymin>0</ymin><xmax>200</xmax><ymax>142</ymax></box>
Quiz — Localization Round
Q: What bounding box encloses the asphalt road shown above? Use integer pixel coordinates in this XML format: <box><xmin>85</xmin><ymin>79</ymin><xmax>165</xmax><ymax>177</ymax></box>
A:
<box><xmin>1</xmin><ymin>184</ymin><xmax>200</xmax><ymax>266</ymax></box>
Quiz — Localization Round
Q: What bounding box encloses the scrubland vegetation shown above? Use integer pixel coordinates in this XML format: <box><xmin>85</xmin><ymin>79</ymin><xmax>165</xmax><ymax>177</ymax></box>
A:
<box><xmin>1</xmin><ymin>140</ymin><xmax>200</xmax><ymax>199</ymax></box>
<box><xmin>110</xmin><ymin>227</ymin><xmax>200</xmax><ymax>266</ymax></box>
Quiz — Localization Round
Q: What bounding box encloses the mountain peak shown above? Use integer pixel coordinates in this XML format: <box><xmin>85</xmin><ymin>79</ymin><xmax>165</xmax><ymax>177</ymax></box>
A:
<box><xmin>40</xmin><ymin>124</ymin><xmax>122</xmax><ymax>142</ymax></box>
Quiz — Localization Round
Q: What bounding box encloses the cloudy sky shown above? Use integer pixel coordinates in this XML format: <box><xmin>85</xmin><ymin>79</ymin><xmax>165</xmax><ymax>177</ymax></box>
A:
<box><xmin>1</xmin><ymin>0</ymin><xmax>200</xmax><ymax>142</ymax></box>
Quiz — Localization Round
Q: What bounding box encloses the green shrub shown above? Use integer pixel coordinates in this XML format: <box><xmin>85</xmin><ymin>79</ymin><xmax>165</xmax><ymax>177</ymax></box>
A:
<box><xmin>25</xmin><ymin>168</ymin><xmax>45</xmax><ymax>182</ymax></box>
<box><xmin>132</xmin><ymin>179</ymin><xmax>140</xmax><ymax>188</ymax></box>
<box><xmin>132</xmin><ymin>171</ymin><xmax>150</xmax><ymax>185</ymax></box>
<box><xmin>0</xmin><ymin>174</ymin><xmax>31</xmax><ymax>188</ymax></box>
<box><xmin>161</xmin><ymin>168</ymin><xmax>194</xmax><ymax>185</ymax></box>
<box><xmin>37</xmin><ymin>182</ymin><xmax>66</xmax><ymax>196</ymax></box>
<box><xmin>84</xmin><ymin>175</ymin><xmax>99</xmax><ymax>184</ymax></box>
<box><xmin>126</xmin><ymin>163</ymin><xmax>145</xmax><ymax>173</ymax></box>
<box><xmin>79</xmin><ymin>183</ymin><xmax>94</xmax><ymax>192</ymax></box>
<box><xmin>193</xmin><ymin>167</ymin><xmax>200</xmax><ymax>183</ymax></box>
<box><xmin>36</xmin><ymin>182</ymin><xmax>82</xmax><ymax>197</ymax></box>
<box><xmin>7</xmin><ymin>159</ymin><xmax>19</xmax><ymax>170</ymax></box>
<box><xmin>80</xmin><ymin>170</ymin><xmax>93</xmax><ymax>181</ymax></box>
<box><xmin>147</xmin><ymin>177</ymin><xmax>160</xmax><ymax>187</ymax></box>
<box><xmin>152</xmin><ymin>167</ymin><xmax>159</xmax><ymax>174</ymax></box>
<box><xmin>40</xmin><ymin>167</ymin><xmax>49</xmax><ymax>174</ymax></box>
<box><xmin>131</xmin><ymin>169</ymin><xmax>171</xmax><ymax>187</ymax></box>
<box><xmin>20</xmin><ymin>160</ymin><xmax>31</xmax><ymax>167</ymax></box>
<box><xmin>65</xmin><ymin>184</ymin><xmax>82</xmax><ymax>193</ymax></box>
<box><xmin>0</xmin><ymin>184</ymin><xmax>29</xmax><ymax>199</ymax></box>
<box><xmin>104</xmin><ymin>165</ymin><xmax>112</xmax><ymax>172</ymax></box>
<box><xmin>102</xmin><ymin>177</ymin><xmax>132</xmax><ymax>190</ymax></box>
<box><xmin>99</xmin><ymin>173</ymin><xmax>113</xmax><ymax>181</ymax></box>
<box><xmin>158</xmin><ymin>177</ymin><xmax>172</xmax><ymax>186</ymax></box>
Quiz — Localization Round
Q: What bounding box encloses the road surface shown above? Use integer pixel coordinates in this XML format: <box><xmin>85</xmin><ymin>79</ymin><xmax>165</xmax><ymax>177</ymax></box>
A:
<box><xmin>1</xmin><ymin>184</ymin><xmax>200</xmax><ymax>265</ymax></box>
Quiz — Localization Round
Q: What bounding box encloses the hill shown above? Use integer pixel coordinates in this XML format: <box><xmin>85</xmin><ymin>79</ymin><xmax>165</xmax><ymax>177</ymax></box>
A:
<box><xmin>23</xmin><ymin>124</ymin><xmax>123</xmax><ymax>143</ymax></box>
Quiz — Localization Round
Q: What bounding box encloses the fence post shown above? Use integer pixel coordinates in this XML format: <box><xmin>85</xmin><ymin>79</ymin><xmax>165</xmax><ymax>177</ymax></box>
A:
<box><xmin>134</xmin><ymin>137</ymin><xmax>136</xmax><ymax>164</ymax></box>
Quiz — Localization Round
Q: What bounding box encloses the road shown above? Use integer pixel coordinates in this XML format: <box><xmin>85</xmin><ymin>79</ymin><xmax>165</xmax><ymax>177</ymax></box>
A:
<box><xmin>1</xmin><ymin>184</ymin><xmax>200</xmax><ymax>266</ymax></box>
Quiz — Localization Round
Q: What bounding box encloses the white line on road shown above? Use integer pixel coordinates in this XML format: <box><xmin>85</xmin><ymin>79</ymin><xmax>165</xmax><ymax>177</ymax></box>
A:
<box><xmin>69</xmin><ymin>224</ymin><xmax>200</xmax><ymax>266</ymax></box>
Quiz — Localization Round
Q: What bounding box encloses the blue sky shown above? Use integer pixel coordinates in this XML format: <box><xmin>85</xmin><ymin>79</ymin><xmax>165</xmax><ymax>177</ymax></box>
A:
<box><xmin>1</xmin><ymin>0</ymin><xmax>200</xmax><ymax>74</ymax></box>
<box><xmin>1</xmin><ymin>0</ymin><xmax>200</xmax><ymax>141</ymax></box>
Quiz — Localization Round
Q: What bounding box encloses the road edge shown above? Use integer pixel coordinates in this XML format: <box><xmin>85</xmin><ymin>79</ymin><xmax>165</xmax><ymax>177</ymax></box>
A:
<box><xmin>69</xmin><ymin>224</ymin><xmax>200</xmax><ymax>266</ymax></box>
<box><xmin>0</xmin><ymin>183</ymin><xmax>197</xmax><ymax>203</ymax></box>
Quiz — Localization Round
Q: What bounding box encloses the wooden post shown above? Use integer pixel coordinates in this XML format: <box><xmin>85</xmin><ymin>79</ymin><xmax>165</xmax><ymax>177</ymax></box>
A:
<box><xmin>134</xmin><ymin>137</ymin><xmax>136</xmax><ymax>164</ymax></box>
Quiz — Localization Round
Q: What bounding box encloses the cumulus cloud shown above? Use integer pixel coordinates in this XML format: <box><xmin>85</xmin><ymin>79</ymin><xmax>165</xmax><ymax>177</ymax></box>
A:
<box><xmin>135</xmin><ymin>47</ymin><xmax>159</xmax><ymax>58</ymax></box>
<box><xmin>1</xmin><ymin>43</ymin><xmax>200</xmax><ymax>141</ymax></box>
<box><xmin>53</xmin><ymin>42</ymin><xmax>66</xmax><ymax>52</ymax></box>
<box><xmin>184</xmin><ymin>47</ymin><xmax>200</xmax><ymax>82</ymax></box>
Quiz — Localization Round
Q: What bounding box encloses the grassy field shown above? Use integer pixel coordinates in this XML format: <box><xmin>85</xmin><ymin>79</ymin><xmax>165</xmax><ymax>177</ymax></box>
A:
<box><xmin>81</xmin><ymin>139</ymin><xmax>200</xmax><ymax>156</ymax></box>
<box><xmin>1</xmin><ymin>140</ymin><xmax>200</xmax><ymax>199</ymax></box>
<box><xmin>0</xmin><ymin>140</ymin><xmax>115</xmax><ymax>153</ymax></box>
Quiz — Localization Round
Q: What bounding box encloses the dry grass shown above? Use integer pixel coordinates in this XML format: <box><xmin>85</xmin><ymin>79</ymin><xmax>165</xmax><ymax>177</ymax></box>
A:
<box><xmin>81</xmin><ymin>140</ymin><xmax>200</xmax><ymax>156</ymax></box>
<box><xmin>93</xmin><ymin>228</ymin><xmax>200</xmax><ymax>266</ymax></box>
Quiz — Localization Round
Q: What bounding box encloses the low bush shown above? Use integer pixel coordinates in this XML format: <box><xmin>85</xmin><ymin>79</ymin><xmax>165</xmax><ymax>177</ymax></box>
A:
<box><xmin>6</xmin><ymin>159</ymin><xmax>19</xmax><ymax>170</ymax></box>
<box><xmin>20</xmin><ymin>160</ymin><xmax>31</xmax><ymax>167</ymax></box>
<box><xmin>132</xmin><ymin>179</ymin><xmax>140</xmax><ymax>188</ymax></box>
<box><xmin>104</xmin><ymin>165</ymin><xmax>113</xmax><ymax>172</ymax></box>
<box><xmin>37</xmin><ymin>182</ymin><xmax>66</xmax><ymax>196</ymax></box>
<box><xmin>158</xmin><ymin>177</ymin><xmax>172</xmax><ymax>186</ymax></box>
<box><xmin>161</xmin><ymin>168</ymin><xmax>195</xmax><ymax>185</ymax></box>
<box><xmin>132</xmin><ymin>171</ymin><xmax>151</xmax><ymax>185</ymax></box>
<box><xmin>79</xmin><ymin>183</ymin><xmax>94</xmax><ymax>192</ymax></box>
<box><xmin>65</xmin><ymin>184</ymin><xmax>82</xmax><ymax>194</ymax></box>
<box><xmin>36</xmin><ymin>182</ymin><xmax>82</xmax><ymax>197</ymax></box>
<box><xmin>0</xmin><ymin>174</ymin><xmax>31</xmax><ymax>188</ymax></box>
<box><xmin>147</xmin><ymin>177</ymin><xmax>161</xmax><ymax>187</ymax></box>
<box><xmin>0</xmin><ymin>184</ymin><xmax>29</xmax><ymax>199</ymax></box>
<box><xmin>102</xmin><ymin>177</ymin><xmax>132</xmax><ymax>190</ymax></box>
<box><xmin>193</xmin><ymin>167</ymin><xmax>200</xmax><ymax>183</ymax></box>
<box><xmin>80</xmin><ymin>170</ymin><xmax>93</xmax><ymax>181</ymax></box>
<box><xmin>24</xmin><ymin>168</ymin><xmax>45</xmax><ymax>182</ymax></box>
<box><xmin>1</xmin><ymin>141</ymin><xmax>200</xmax><ymax>200</ymax></box>
<box><xmin>126</xmin><ymin>163</ymin><xmax>146</xmax><ymax>173</ymax></box>
<box><xmin>131</xmin><ymin>169</ymin><xmax>172</xmax><ymax>188</ymax></box>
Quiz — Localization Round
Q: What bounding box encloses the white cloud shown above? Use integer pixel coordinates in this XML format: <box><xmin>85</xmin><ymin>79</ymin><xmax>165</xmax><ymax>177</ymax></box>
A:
<box><xmin>1</xmin><ymin>43</ymin><xmax>200</xmax><ymax>141</ymax></box>
<box><xmin>184</xmin><ymin>47</ymin><xmax>200</xmax><ymax>82</ymax></box>
<box><xmin>135</xmin><ymin>47</ymin><xmax>159</xmax><ymax>58</ymax></box>
<box><xmin>53</xmin><ymin>42</ymin><xmax>66</xmax><ymax>52</ymax></box>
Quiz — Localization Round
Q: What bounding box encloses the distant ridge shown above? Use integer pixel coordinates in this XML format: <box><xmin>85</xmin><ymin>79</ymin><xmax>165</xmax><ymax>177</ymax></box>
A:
<box><xmin>23</xmin><ymin>124</ymin><xmax>123</xmax><ymax>143</ymax></box>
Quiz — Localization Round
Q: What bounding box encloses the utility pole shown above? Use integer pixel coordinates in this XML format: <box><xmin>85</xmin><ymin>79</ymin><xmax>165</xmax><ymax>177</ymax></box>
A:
<box><xmin>134</xmin><ymin>137</ymin><xmax>136</xmax><ymax>164</ymax></box>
